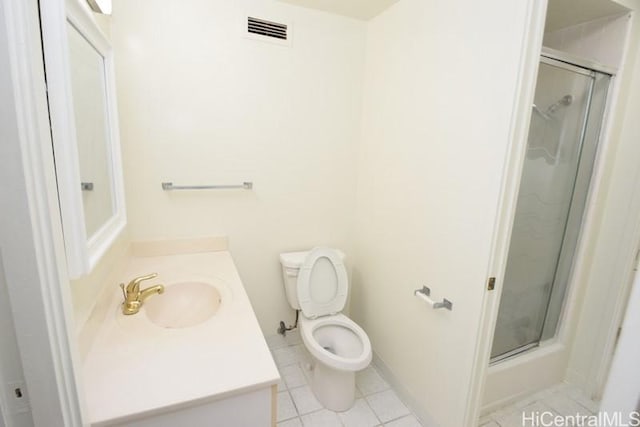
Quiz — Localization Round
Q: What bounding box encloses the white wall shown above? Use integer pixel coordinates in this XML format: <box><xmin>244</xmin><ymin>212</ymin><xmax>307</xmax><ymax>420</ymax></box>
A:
<box><xmin>0</xmin><ymin>0</ymin><xmax>85</xmax><ymax>424</ymax></box>
<box><xmin>0</xmin><ymin>3</ymin><xmax>40</xmax><ymax>424</ymax></box>
<box><xmin>0</xmin><ymin>259</ymin><xmax>33</xmax><ymax>427</ymax></box>
<box><xmin>564</xmin><ymin>2</ymin><xmax>640</xmax><ymax>398</ymax></box>
<box><xmin>544</xmin><ymin>13</ymin><xmax>630</xmax><ymax>69</ymax></box>
<box><xmin>111</xmin><ymin>0</ymin><xmax>366</xmax><ymax>333</ymax></box>
<box><xmin>69</xmin><ymin>230</ymin><xmax>129</xmax><ymax>334</ymax></box>
<box><xmin>600</xmin><ymin>256</ymin><xmax>640</xmax><ymax>419</ymax></box>
<box><xmin>351</xmin><ymin>1</ymin><xmax>532</xmax><ymax>425</ymax></box>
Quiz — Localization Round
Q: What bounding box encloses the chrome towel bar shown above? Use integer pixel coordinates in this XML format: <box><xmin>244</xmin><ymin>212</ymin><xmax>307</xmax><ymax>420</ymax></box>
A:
<box><xmin>161</xmin><ymin>182</ymin><xmax>253</xmax><ymax>191</ymax></box>
<box><xmin>414</xmin><ymin>286</ymin><xmax>453</xmax><ymax>311</ymax></box>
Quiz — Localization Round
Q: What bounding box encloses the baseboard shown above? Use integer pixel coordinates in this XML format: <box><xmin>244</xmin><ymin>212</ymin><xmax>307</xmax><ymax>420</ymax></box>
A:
<box><xmin>480</xmin><ymin>388</ymin><xmax>540</xmax><ymax>415</ymax></box>
<box><xmin>372</xmin><ymin>352</ymin><xmax>439</xmax><ymax>427</ymax></box>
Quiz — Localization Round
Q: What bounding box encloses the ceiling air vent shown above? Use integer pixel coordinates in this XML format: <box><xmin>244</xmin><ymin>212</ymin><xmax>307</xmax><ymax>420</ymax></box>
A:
<box><xmin>247</xmin><ymin>17</ymin><xmax>288</xmax><ymax>41</ymax></box>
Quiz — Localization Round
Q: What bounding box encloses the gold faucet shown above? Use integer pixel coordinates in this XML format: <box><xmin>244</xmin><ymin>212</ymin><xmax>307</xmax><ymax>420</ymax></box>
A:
<box><xmin>119</xmin><ymin>273</ymin><xmax>164</xmax><ymax>315</ymax></box>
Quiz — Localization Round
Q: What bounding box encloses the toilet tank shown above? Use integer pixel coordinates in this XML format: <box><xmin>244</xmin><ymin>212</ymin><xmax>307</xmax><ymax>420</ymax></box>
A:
<box><xmin>279</xmin><ymin>249</ymin><xmax>345</xmax><ymax>311</ymax></box>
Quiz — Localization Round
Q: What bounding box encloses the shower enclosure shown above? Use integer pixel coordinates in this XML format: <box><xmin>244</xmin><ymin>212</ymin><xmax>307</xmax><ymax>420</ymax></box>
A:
<box><xmin>491</xmin><ymin>53</ymin><xmax>611</xmax><ymax>362</ymax></box>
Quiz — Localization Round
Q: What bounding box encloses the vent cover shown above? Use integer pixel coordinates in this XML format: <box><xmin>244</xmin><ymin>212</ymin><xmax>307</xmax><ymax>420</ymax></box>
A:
<box><xmin>247</xmin><ymin>17</ymin><xmax>288</xmax><ymax>41</ymax></box>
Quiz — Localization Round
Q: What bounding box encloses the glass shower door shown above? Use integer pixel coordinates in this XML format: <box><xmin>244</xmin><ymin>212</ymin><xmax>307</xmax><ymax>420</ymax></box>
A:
<box><xmin>491</xmin><ymin>58</ymin><xmax>605</xmax><ymax>361</ymax></box>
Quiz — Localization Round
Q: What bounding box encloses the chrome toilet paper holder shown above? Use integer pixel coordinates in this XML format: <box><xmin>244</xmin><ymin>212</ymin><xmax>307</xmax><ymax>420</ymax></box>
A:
<box><xmin>414</xmin><ymin>286</ymin><xmax>453</xmax><ymax>311</ymax></box>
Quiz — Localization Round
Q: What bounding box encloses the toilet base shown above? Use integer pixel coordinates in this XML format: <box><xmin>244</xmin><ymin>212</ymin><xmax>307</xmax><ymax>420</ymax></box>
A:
<box><xmin>310</xmin><ymin>361</ymin><xmax>356</xmax><ymax>412</ymax></box>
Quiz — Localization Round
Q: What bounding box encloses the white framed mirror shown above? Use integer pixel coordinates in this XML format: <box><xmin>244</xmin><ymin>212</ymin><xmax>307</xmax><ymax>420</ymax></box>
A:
<box><xmin>42</xmin><ymin>0</ymin><xmax>125</xmax><ymax>278</ymax></box>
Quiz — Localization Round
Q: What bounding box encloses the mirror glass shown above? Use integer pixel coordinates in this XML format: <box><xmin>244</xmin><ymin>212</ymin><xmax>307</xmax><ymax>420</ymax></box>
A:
<box><xmin>66</xmin><ymin>22</ymin><xmax>115</xmax><ymax>239</ymax></box>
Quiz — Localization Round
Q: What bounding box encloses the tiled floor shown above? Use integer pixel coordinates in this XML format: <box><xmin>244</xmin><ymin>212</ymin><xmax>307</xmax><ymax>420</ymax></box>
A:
<box><xmin>269</xmin><ymin>330</ymin><xmax>600</xmax><ymax>427</ymax></box>
<box><xmin>479</xmin><ymin>382</ymin><xmax>600</xmax><ymax>427</ymax></box>
<box><xmin>266</xmin><ymin>330</ymin><xmax>424</xmax><ymax>427</ymax></box>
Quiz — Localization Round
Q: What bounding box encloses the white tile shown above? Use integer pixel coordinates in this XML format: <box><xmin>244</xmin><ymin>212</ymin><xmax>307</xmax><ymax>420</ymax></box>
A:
<box><xmin>543</xmin><ymin>391</ymin><xmax>593</xmax><ymax>416</ymax></box>
<box><xmin>478</xmin><ymin>422</ymin><xmax>499</xmax><ymax>427</ymax></box>
<box><xmin>337</xmin><ymin>399</ymin><xmax>379</xmax><ymax>427</ymax></box>
<box><xmin>276</xmin><ymin>371</ymin><xmax>287</xmax><ymax>391</ymax></box>
<box><xmin>300</xmin><ymin>359</ymin><xmax>315</xmax><ymax>384</ymax></box>
<box><xmin>278</xmin><ymin>391</ymin><xmax>298</xmax><ymax>422</ymax></box>
<box><xmin>298</xmin><ymin>345</ymin><xmax>312</xmax><ymax>366</ymax></box>
<box><xmin>495</xmin><ymin>401</ymin><xmax>557</xmax><ymax>427</ymax></box>
<box><xmin>384</xmin><ymin>414</ymin><xmax>423</xmax><ymax>427</ymax></box>
<box><xmin>545</xmin><ymin>383</ymin><xmax>571</xmax><ymax>394</ymax></box>
<box><xmin>486</xmin><ymin>404</ymin><xmax>518</xmax><ymax>422</ymax></box>
<box><xmin>265</xmin><ymin>328</ymin><xmax>301</xmax><ymax>349</ymax></box>
<box><xmin>522</xmin><ymin>400</ymin><xmax>555</xmax><ymax>415</ymax></box>
<box><xmin>278</xmin><ymin>417</ymin><xmax>303</xmax><ymax>427</ymax></box>
<box><xmin>483</xmin><ymin>385</ymin><xmax>601</xmax><ymax>427</ymax></box>
<box><xmin>284</xmin><ymin>329</ymin><xmax>303</xmax><ymax>346</ymax></box>
<box><xmin>290</xmin><ymin>385</ymin><xmax>323</xmax><ymax>415</ymax></box>
<box><xmin>281</xmin><ymin>364</ymin><xmax>307</xmax><ymax>389</ymax></box>
<box><xmin>478</xmin><ymin>413</ymin><xmax>494</xmax><ymax>426</ymax></box>
<box><xmin>356</xmin><ymin>366</ymin><xmax>390</xmax><ymax>396</ymax></box>
<box><xmin>272</xmin><ymin>344</ymin><xmax>305</xmax><ymax>367</ymax></box>
<box><xmin>513</xmin><ymin>392</ymin><xmax>546</xmax><ymax>410</ymax></box>
<box><xmin>300</xmin><ymin>409</ymin><xmax>342</xmax><ymax>427</ymax></box>
<box><xmin>266</xmin><ymin>333</ymin><xmax>289</xmax><ymax>350</ymax></box>
<box><xmin>493</xmin><ymin>411</ymin><xmax>529</xmax><ymax>427</ymax></box>
<box><xmin>366</xmin><ymin>390</ymin><xmax>410</xmax><ymax>423</ymax></box>
<box><xmin>565</xmin><ymin>385</ymin><xmax>600</xmax><ymax>413</ymax></box>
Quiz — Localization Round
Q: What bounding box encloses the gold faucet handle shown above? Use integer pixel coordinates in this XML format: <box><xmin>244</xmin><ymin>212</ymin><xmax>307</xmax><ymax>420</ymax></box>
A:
<box><xmin>125</xmin><ymin>273</ymin><xmax>159</xmax><ymax>293</ymax></box>
<box><xmin>119</xmin><ymin>283</ymin><xmax>127</xmax><ymax>300</ymax></box>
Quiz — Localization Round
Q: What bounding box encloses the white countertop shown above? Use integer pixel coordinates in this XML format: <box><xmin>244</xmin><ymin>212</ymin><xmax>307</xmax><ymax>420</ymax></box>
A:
<box><xmin>82</xmin><ymin>249</ymin><xmax>279</xmax><ymax>426</ymax></box>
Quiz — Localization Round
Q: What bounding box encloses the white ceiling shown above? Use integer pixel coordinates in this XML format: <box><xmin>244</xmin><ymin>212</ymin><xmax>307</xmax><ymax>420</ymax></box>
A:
<box><xmin>277</xmin><ymin>0</ymin><xmax>630</xmax><ymax>29</ymax></box>
<box><xmin>277</xmin><ymin>0</ymin><xmax>400</xmax><ymax>20</ymax></box>
<box><xmin>545</xmin><ymin>0</ymin><xmax>630</xmax><ymax>31</ymax></box>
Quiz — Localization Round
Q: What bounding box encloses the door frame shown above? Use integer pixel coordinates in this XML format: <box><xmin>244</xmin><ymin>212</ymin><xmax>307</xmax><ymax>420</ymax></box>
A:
<box><xmin>468</xmin><ymin>0</ymin><xmax>640</xmax><ymax>424</ymax></box>
<box><xmin>0</xmin><ymin>0</ymin><xmax>85</xmax><ymax>425</ymax></box>
<box><xmin>462</xmin><ymin>0</ymin><xmax>550</xmax><ymax>424</ymax></box>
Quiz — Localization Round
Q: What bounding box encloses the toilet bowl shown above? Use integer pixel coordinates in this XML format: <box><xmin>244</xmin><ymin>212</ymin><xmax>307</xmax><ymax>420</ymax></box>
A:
<box><xmin>299</xmin><ymin>314</ymin><xmax>372</xmax><ymax>411</ymax></box>
<box><xmin>279</xmin><ymin>247</ymin><xmax>372</xmax><ymax>412</ymax></box>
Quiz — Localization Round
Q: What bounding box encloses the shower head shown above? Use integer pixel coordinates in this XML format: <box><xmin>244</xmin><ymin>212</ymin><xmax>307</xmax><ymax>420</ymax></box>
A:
<box><xmin>532</xmin><ymin>104</ymin><xmax>552</xmax><ymax>120</ymax></box>
<box><xmin>559</xmin><ymin>94</ymin><xmax>573</xmax><ymax>106</ymax></box>
<box><xmin>532</xmin><ymin>94</ymin><xmax>574</xmax><ymax>120</ymax></box>
<box><xmin>547</xmin><ymin>94</ymin><xmax>573</xmax><ymax>114</ymax></box>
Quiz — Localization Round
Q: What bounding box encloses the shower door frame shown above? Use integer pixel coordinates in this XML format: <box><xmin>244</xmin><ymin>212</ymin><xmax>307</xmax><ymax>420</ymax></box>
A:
<box><xmin>542</xmin><ymin>46</ymin><xmax>618</xmax><ymax>77</ymax></box>
<box><xmin>490</xmin><ymin>54</ymin><xmax>612</xmax><ymax>364</ymax></box>
<box><xmin>537</xmin><ymin>56</ymin><xmax>612</xmax><ymax>344</ymax></box>
<box><xmin>479</xmin><ymin>36</ymin><xmax>640</xmax><ymax>413</ymax></box>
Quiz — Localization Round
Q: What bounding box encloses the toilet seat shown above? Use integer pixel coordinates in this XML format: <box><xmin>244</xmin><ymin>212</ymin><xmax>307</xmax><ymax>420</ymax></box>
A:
<box><xmin>299</xmin><ymin>314</ymin><xmax>372</xmax><ymax>372</ymax></box>
<box><xmin>297</xmin><ymin>247</ymin><xmax>348</xmax><ymax>318</ymax></box>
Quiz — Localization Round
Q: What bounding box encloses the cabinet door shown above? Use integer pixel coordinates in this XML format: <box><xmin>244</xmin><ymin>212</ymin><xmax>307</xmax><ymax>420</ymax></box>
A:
<box><xmin>119</xmin><ymin>388</ymin><xmax>272</xmax><ymax>427</ymax></box>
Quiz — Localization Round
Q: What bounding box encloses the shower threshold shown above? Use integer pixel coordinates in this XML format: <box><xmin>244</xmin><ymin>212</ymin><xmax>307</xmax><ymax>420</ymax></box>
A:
<box><xmin>490</xmin><ymin>342</ymin><xmax>539</xmax><ymax>365</ymax></box>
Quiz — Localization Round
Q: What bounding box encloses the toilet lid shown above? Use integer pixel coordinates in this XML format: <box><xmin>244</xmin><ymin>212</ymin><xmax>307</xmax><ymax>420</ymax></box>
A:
<box><xmin>296</xmin><ymin>247</ymin><xmax>348</xmax><ymax>318</ymax></box>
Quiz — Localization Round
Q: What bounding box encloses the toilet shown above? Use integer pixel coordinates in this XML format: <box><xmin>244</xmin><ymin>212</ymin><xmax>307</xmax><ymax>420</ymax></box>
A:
<box><xmin>279</xmin><ymin>247</ymin><xmax>372</xmax><ymax>412</ymax></box>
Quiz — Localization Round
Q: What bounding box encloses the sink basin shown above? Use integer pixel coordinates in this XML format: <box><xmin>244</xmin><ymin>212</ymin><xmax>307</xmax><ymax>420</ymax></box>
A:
<box><xmin>143</xmin><ymin>281</ymin><xmax>222</xmax><ymax>328</ymax></box>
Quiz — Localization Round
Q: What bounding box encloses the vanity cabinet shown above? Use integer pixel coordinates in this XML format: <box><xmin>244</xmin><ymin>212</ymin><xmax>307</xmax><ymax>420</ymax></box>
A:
<box><xmin>107</xmin><ymin>387</ymin><xmax>275</xmax><ymax>427</ymax></box>
<box><xmin>81</xmin><ymin>243</ymin><xmax>280</xmax><ymax>427</ymax></box>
